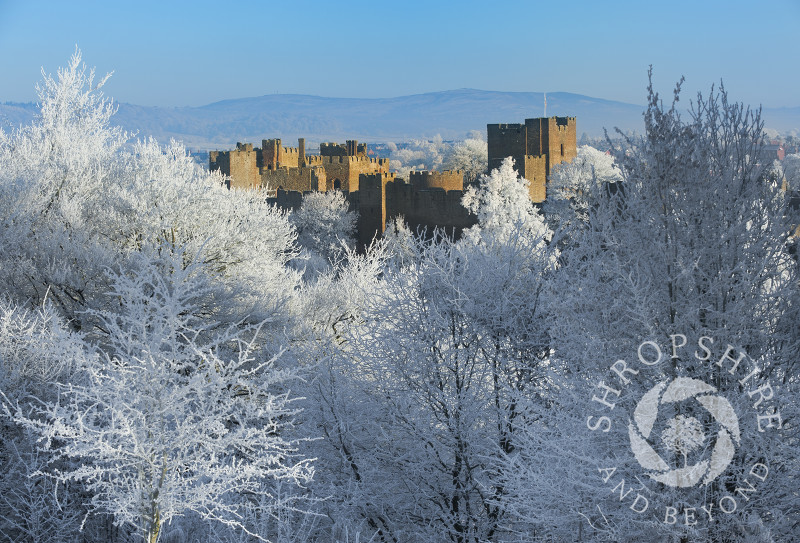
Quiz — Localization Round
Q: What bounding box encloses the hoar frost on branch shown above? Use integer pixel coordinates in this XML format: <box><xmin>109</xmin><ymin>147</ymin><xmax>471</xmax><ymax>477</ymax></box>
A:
<box><xmin>0</xmin><ymin>299</ymin><xmax>89</xmax><ymax>542</ymax></box>
<box><xmin>290</xmin><ymin>190</ymin><xmax>358</xmax><ymax>278</ymax></box>
<box><xmin>0</xmin><ymin>49</ymin><xmax>311</xmax><ymax>542</ymax></box>
<box><xmin>3</xmin><ymin>244</ymin><xmax>312</xmax><ymax>543</ymax></box>
<box><xmin>461</xmin><ymin>156</ymin><xmax>552</xmax><ymax>248</ymax></box>
<box><xmin>548</xmin><ymin>144</ymin><xmax>622</xmax><ymax>198</ymax></box>
<box><xmin>444</xmin><ymin>132</ymin><xmax>488</xmax><ymax>183</ymax></box>
<box><xmin>501</xmin><ymin>70</ymin><xmax>800</xmax><ymax>541</ymax></box>
<box><xmin>388</xmin><ymin>135</ymin><xmax>447</xmax><ymax>177</ymax></box>
<box><xmin>297</xmin><ymin>158</ymin><xmax>559</xmax><ymax>542</ymax></box>
<box><xmin>781</xmin><ymin>152</ymin><xmax>800</xmax><ymax>188</ymax></box>
<box><xmin>389</xmin><ymin>131</ymin><xmax>487</xmax><ymax>183</ymax></box>
<box><xmin>0</xmin><ymin>48</ymin><xmax>300</xmax><ymax>328</ymax></box>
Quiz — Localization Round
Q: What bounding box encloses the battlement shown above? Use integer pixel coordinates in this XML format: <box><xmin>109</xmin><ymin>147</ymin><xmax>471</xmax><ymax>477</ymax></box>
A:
<box><xmin>408</xmin><ymin>170</ymin><xmax>464</xmax><ymax>192</ymax></box>
<box><xmin>214</xmin><ymin>114</ymin><xmax>576</xmax><ymax>250</ymax></box>
<box><xmin>538</xmin><ymin>116</ymin><xmax>577</xmax><ymax>133</ymax></box>
<box><xmin>488</xmin><ymin>116</ymin><xmax>577</xmax><ymax>201</ymax></box>
<box><xmin>320</xmin><ymin>140</ymin><xmax>368</xmax><ymax>157</ymax></box>
<box><xmin>316</xmin><ymin>154</ymin><xmax>380</xmax><ymax>164</ymax></box>
<box><xmin>360</xmin><ymin>171</ymin><xmax>396</xmax><ymax>186</ymax></box>
<box><xmin>489</xmin><ymin>123</ymin><xmax>525</xmax><ymax>132</ymax></box>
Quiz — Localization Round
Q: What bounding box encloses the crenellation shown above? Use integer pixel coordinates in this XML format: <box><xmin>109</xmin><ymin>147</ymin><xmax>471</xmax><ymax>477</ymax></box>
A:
<box><xmin>408</xmin><ymin>170</ymin><xmax>464</xmax><ymax>192</ymax></box>
<box><xmin>210</xmin><ymin>142</ymin><xmax>260</xmax><ymax>189</ymax></box>
<box><xmin>211</xmin><ymin>115</ymin><xmax>576</xmax><ymax>248</ymax></box>
<box><xmin>488</xmin><ymin>116</ymin><xmax>577</xmax><ymax>203</ymax></box>
<box><xmin>493</xmin><ymin>123</ymin><xmax>525</xmax><ymax>131</ymax></box>
<box><xmin>319</xmin><ymin>140</ymin><xmax>368</xmax><ymax>158</ymax></box>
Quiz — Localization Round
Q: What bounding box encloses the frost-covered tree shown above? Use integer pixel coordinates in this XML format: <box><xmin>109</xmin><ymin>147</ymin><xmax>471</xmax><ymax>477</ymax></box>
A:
<box><xmin>283</xmin><ymin>241</ymin><xmax>391</xmax><ymax>542</ymax></box>
<box><xmin>3</xmin><ymin>245</ymin><xmax>312</xmax><ymax>543</ymax></box>
<box><xmin>298</xmin><ymin>158</ymin><xmax>558</xmax><ymax>541</ymax></box>
<box><xmin>548</xmin><ymin>144</ymin><xmax>622</xmax><ymax>199</ymax></box>
<box><xmin>461</xmin><ymin>156</ymin><xmax>552</xmax><ymax>247</ymax></box>
<box><xmin>782</xmin><ymin>152</ymin><xmax>800</xmax><ymax>189</ymax></box>
<box><xmin>0</xmin><ymin>300</ymin><xmax>89</xmax><ymax>543</ymax></box>
<box><xmin>326</xmin><ymin>238</ymin><xmax>554</xmax><ymax>541</ymax></box>
<box><xmin>543</xmin><ymin>144</ymin><xmax>623</xmax><ymax>233</ymax></box>
<box><xmin>110</xmin><ymin>137</ymin><xmax>300</xmax><ymax>325</ymax></box>
<box><xmin>444</xmin><ymin>132</ymin><xmax>487</xmax><ymax>183</ymax></box>
<box><xmin>290</xmin><ymin>190</ymin><xmax>358</xmax><ymax>278</ymax></box>
<box><xmin>0</xmin><ymin>49</ymin><xmax>125</xmax><ymax>321</ymax></box>
<box><xmin>504</xmin><ymin>72</ymin><xmax>800</xmax><ymax>541</ymax></box>
<box><xmin>0</xmin><ymin>49</ymin><xmax>299</xmax><ymax>328</ymax></box>
<box><xmin>389</xmin><ymin>135</ymin><xmax>448</xmax><ymax>177</ymax></box>
<box><xmin>390</xmin><ymin>132</ymin><xmax>485</xmax><ymax>184</ymax></box>
<box><xmin>381</xmin><ymin>215</ymin><xmax>417</xmax><ymax>269</ymax></box>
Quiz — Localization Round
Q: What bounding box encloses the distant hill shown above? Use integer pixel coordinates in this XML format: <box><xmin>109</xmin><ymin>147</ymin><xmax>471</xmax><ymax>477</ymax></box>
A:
<box><xmin>2</xmin><ymin>89</ymin><xmax>798</xmax><ymax>151</ymax></box>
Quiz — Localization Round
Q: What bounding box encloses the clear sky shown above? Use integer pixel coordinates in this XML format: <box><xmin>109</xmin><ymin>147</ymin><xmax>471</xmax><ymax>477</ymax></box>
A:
<box><xmin>0</xmin><ymin>0</ymin><xmax>797</xmax><ymax>108</ymax></box>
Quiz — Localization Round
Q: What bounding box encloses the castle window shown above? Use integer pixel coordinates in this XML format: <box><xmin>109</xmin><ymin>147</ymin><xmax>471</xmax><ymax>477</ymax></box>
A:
<box><xmin>561</xmin><ymin>144</ymin><xmax>564</xmax><ymax>156</ymax></box>
<box><xmin>333</xmin><ymin>179</ymin><xmax>342</xmax><ymax>190</ymax></box>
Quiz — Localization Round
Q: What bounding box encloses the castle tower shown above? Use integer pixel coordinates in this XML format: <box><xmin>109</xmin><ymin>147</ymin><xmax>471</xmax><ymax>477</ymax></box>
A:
<box><xmin>209</xmin><ymin>142</ymin><xmax>260</xmax><ymax>189</ymax></box>
<box><xmin>525</xmin><ymin>116</ymin><xmax>577</xmax><ymax>176</ymax></box>
<box><xmin>487</xmin><ymin>116</ymin><xmax>576</xmax><ymax>202</ymax></box>
<box><xmin>357</xmin><ymin>172</ymin><xmax>394</xmax><ymax>249</ymax></box>
<box><xmin>262</xmin><ymin>138</ymin><xmax>281</xmax><ymax>170</ymax></box>
<box><xmin>298</xmin><ymin>138</ymin><xmax>306</xmax><ymax>167</ymax></box>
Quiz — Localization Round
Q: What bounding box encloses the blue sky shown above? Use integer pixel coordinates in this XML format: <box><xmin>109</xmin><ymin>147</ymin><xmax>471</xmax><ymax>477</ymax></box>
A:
<box><xmin>0</xmin><ymin>0</ymin><xmax>797</xmax><ymax>108</ymax></box>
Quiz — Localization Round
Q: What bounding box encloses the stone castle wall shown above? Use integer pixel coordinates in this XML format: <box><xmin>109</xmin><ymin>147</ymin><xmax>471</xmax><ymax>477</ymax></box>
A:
<box><xmin>214</xmin><ymin>115</ymin><xmax>577</xmax><ymax>246</ymax></box>
<box><xmin>262</xmin><ymin>166</ymin><xmax>326</xmax><ymax>192</ymax></box>
<box><xmin>408</xmin><ymin>170</ymin><xmax>464</xmax><ymax>192</ymax></box>
<box><xmin>522</xmin><ymin>154</ymin><xmax>548</xmax><ymax>202</ymax></box>
<box><xmin>211</xmin><ymin>137</ymin><xmax>389</xmax><ymax>193</ymax></box>
<box><xmin>270</xmin><ymin>172</ymin><xmax>475</xmax><ymax>249</ymax></box>
<box><xmin>487</xmin><ymin>116</ymin><xmax>577</xmax><ymax>202</ymax></box>
<box><xmin>210</xmin><ymin>143</ymin><xmax>260</xmax><ymax>189</ymax></box>
<box><xmin>386</xmin><ymin>183</ymin><xmax>475</xmax><ymax>238</ymax></box>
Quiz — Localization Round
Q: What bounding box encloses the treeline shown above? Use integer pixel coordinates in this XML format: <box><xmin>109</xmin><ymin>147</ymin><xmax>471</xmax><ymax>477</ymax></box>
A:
<box><xmin>0</xmin><ymin>53</ymin><xmax>798</xmax><ymax>543</ymax></box>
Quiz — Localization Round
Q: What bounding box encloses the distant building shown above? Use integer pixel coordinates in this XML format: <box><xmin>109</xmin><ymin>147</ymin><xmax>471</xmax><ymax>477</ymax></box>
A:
<box><xmin>487</xmin><ymin>116</ymin><xmax>577</xmax><ymax>202</ymax></box>
<box><xmin>761</xmin><ymin>140</ymin><xmax>787</xmax><ymax>162</ymax></box>
<box><xmin>210</xmin><ymin>116</ymin><xmax>578</xmax><ymax>247</ymax></box>
<box><xmin>209</xmin><ymin>138</ymin><xmax>389</xmax><ymax>192</ymax></box>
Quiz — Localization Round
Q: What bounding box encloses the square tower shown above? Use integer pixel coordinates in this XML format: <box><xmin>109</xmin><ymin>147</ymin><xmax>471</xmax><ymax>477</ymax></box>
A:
<box><xmin>487</xmin><ymin>116</ymin><xmax>577</xmax><ymax>202</ymax></box>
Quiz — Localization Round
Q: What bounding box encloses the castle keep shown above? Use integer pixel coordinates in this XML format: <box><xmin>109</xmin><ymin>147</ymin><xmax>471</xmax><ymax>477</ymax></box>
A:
<box><xmin>210</xmin><ymin>116</ymin><xmax>577</xmax><ymax>247</ymax></box>
<box><xmin>487</xmin><ymin>116</ymin><xmax>577</xmax><ymax>202</ymax></box>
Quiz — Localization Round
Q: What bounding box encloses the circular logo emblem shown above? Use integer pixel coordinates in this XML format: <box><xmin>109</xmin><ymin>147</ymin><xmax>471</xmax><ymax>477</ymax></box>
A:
<box><xmin>628</xmin><ymin>377</ymin><xmax>740</xmax><ymax>488</ymax></box>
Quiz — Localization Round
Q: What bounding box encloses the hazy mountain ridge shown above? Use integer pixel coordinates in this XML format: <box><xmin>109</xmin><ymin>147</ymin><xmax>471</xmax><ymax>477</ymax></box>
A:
<box><xmin>2</xmin><ymin>89</ymin><xmax>798</xmax><ymax>151</ymax></box>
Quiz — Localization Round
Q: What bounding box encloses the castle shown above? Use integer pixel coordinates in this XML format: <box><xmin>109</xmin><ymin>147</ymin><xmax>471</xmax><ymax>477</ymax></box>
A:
<box><xmin>487</xmin><ymin>116</ymin><xmax>578</xmax><ymax>202</ymax></box>
<box><xmin>209</xmin><ymin>116</ymin><xmax>577</xmax><ymax>247</ymax></box>
<box><xmin>209</xmin><ymin>138</ymin><xmax>390</xmax><ymax>192</ymax></box>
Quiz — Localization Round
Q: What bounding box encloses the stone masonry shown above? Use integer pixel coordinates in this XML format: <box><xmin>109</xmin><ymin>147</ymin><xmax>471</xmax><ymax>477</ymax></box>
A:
<box><xmin>210</xmin><ymin>116</ymin><xmax>577</xmax><ymax>247</ymax></box>
<box><xmin>487</xmin><ymin>116</ymin><xmax>577</xmax><ymax>202</ymax></box>
<box><xmin>210</xmin><ymin>138</ymin><xmax>389</xmax><ymax>192</ymax></box>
